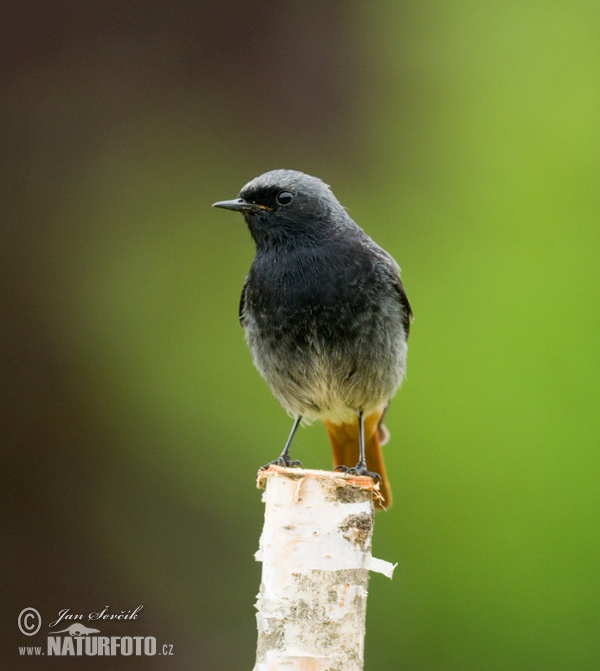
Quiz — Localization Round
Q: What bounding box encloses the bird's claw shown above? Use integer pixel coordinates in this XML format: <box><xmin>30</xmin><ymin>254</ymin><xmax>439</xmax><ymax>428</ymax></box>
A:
<box><xmin>334</xmin><ymin>463</ymin><xmax>381</xmax><ymax>482</ymax></box>
<box><xmin>260</xmin><ymin>456</ymin><xmax>304</xmax><ymax>471</ymax></box>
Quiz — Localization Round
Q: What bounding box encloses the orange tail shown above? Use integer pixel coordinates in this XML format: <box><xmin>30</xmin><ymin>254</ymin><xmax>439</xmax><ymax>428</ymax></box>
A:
<box><xmin>325</xmin><ymin>409</ymin><xmax>392</xmax><ymax>511</ymax></box>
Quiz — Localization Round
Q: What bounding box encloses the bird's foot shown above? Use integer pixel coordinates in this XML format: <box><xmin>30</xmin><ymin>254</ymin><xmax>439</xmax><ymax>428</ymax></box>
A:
<box><xmin>334</xmin><ymin>462</ymin><xmax>381</xmax><ymax>482</ymax></box>
<box><xmin>260</xmin><ymin>456</ymin><xmax>304</xmax><ymax>471</ymax></box>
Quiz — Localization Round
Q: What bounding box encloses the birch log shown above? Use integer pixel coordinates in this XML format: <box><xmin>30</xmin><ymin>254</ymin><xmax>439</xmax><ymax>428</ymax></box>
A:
<box><xmin>253</xmin><ymin>465</ymin><xmax>396</xmax><ymax>671</ymax></box>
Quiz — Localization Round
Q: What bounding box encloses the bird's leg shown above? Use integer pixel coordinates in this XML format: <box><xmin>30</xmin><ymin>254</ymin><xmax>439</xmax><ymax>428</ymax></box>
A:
<box><xmin>334</xmin><ymin>411</ymin><xmax>381</xmax><ymax>481</ymax></box>
<box><xmin>261</xmin><ymin>416</ymin><xmax>303</xmax><ymax>469</ymax></box>
<box><xmin>356</xmin><ymin>410</ymin><xmax>369</xmax><ymax>472</ymax></box>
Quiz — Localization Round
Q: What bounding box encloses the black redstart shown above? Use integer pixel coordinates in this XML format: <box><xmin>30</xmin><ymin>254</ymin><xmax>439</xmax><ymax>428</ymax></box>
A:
<box><xmin>213</xmin><ymin>170</ymin><xmax>412</xmax><ymax>509</ymax></box>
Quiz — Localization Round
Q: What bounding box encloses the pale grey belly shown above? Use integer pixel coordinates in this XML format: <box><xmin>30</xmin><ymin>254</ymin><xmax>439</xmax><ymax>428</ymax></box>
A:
<box><xmin>245</xmin><ymin>318</ymin><xmax>408</xmax><ymax>423</ymax></box>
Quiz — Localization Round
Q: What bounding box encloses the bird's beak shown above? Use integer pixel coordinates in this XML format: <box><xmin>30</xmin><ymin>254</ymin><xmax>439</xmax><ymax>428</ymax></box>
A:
<box><xmin>212</xmin><ymin>198</ymin><xmax>268</xmax><ymax>213</ymax></box>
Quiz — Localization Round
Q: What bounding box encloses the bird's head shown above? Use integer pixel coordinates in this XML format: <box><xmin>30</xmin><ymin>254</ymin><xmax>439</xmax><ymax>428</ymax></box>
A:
<box><xmin>213</xmin><ymin>169</ymin><xmax>348</xmax><ymax>246</ymax></box>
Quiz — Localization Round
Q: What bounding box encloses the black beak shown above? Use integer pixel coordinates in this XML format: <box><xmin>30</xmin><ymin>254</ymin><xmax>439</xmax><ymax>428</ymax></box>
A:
<box><xmin>212</xmin><ymin>198</ymin><xmax>264</xmax><ymax>213</ymax></box>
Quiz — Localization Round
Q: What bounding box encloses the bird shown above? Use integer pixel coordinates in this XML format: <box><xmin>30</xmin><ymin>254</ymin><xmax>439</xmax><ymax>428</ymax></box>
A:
<box><xmin>213</xmin><ymin>170</ymin><xmax>412</xmax><ymax>509</ymax></box>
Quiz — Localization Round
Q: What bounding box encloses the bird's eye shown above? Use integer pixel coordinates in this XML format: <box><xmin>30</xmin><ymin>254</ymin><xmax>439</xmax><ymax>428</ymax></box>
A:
<box><xmin>276</xmin><ymin>191</ymin><xmax>294</xmax><ymax>206</ymax></box>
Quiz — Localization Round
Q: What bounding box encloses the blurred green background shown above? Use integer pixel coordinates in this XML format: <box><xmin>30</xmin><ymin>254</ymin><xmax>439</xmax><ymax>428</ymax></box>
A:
<box><xmin>3</xmin><ymin>1</ymin><xmax>600</xmax><ymax>669</ymax></box>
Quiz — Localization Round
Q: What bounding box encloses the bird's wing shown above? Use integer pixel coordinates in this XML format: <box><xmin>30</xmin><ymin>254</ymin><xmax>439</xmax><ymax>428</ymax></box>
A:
<box><xmin>395</xmin><ymin>275</ymin><xmax>414</xmax><ymax>338</ymax></box>
<box><xmin>372</xmin><ymin>244</ymin><xmax>414</xmax><ymax>338</ymax></box>
<box><xmin>239</xmin><ymin>274</ymin><xmax>249</xmax><ymax>328</ymax></box>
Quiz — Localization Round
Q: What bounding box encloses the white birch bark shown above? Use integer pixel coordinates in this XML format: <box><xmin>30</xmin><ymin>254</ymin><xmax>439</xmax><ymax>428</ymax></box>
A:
<box><xmin>253</xmin><ymin>466</ymin><xmax>396</xmax><ymax>671</ymax></box>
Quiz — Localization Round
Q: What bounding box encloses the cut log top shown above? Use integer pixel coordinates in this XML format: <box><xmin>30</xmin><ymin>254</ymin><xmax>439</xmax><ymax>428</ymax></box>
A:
<box><xmin>256</xmin><ymin>465</ymin><xmax>384</xmax><ymax>507</ymax></box>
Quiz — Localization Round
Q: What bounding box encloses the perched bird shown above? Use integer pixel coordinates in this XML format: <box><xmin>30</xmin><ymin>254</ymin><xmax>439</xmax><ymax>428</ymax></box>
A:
<box><xmin>213</xmin><ymin>170</ymin><xmax>412</xmax><ymax>509</ymax></box>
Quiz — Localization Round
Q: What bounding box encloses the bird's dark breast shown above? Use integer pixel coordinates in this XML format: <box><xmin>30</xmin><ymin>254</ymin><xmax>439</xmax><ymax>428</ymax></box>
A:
<box><xmin>247</xmin><ymin>242</ymin><xmax>384</xmax><ymax>345</ymax></box>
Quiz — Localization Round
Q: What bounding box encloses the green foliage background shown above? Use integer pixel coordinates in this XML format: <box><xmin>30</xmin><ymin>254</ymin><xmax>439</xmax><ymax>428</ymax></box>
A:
<box><xmin>3</xmin><ymin>2</ymin><xmax>599</xmax><ymax>669</ymax></box>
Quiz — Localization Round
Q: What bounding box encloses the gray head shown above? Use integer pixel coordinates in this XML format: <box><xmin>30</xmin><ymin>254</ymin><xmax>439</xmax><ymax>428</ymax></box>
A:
<box><xmin>213</xmin><ymin>169</ymin><xmax>350</xmax><ymax>246</ymax></box>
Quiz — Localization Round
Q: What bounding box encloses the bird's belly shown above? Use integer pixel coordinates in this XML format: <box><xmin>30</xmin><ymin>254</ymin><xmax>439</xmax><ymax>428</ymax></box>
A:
<box><xmin>245</xmin><ymin>314</ymin><xmax>407</xmax><ymax>423</ymax></box>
